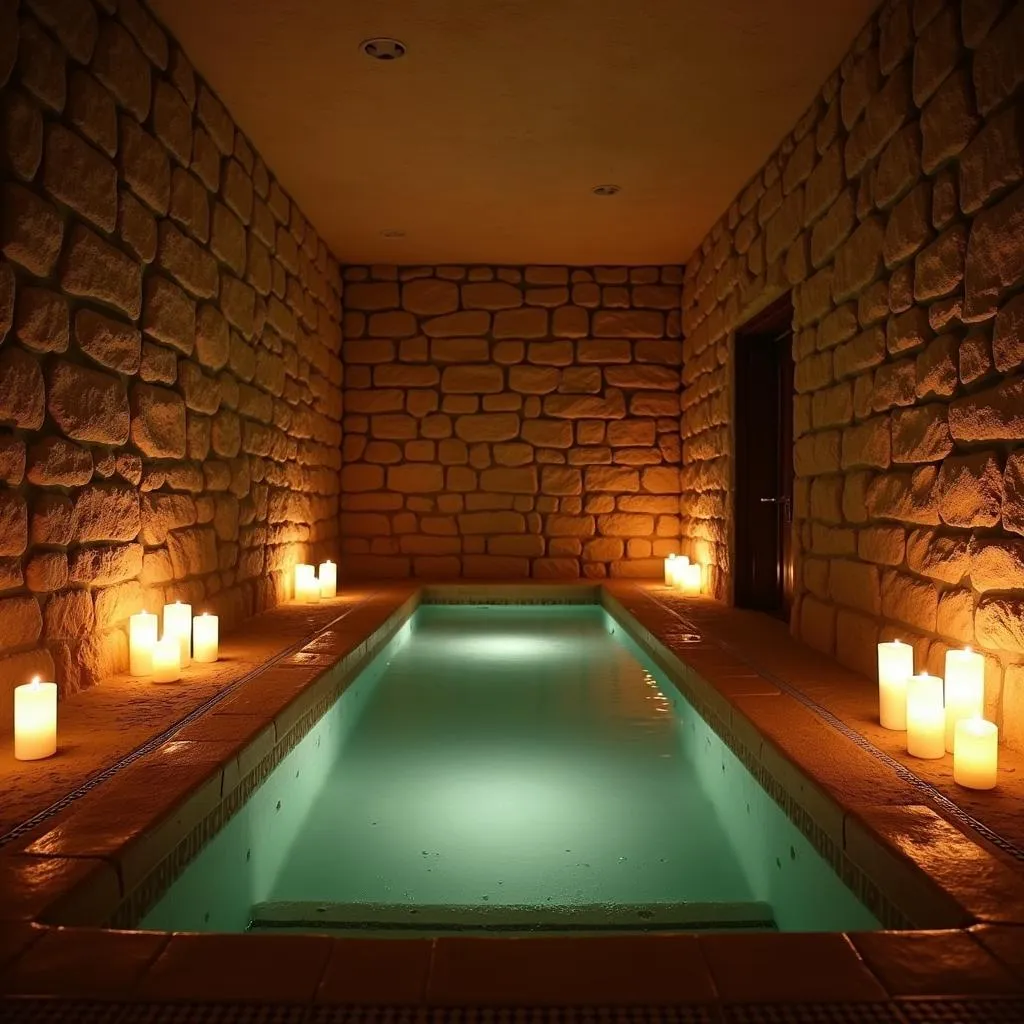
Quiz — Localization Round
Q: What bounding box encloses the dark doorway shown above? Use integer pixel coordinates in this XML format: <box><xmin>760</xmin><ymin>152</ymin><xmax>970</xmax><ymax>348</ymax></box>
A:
<box><xmin>734</xmin><ymin>295</ymin><xmax>795</xmax><ymax>620</ymax></box>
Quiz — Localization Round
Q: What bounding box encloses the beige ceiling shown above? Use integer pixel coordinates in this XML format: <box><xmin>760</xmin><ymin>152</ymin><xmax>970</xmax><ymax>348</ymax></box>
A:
<box><xmin>150</xmin><ymin>0</ymin><xmax>877</xmax><ymax>266</ymax></box>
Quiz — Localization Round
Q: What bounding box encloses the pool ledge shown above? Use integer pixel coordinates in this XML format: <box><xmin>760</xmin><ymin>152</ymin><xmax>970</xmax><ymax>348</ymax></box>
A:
<box><xmin>0</xmin><ymin>581</ymin><xmax>1022</xmax><ymax>1009</ymax></box>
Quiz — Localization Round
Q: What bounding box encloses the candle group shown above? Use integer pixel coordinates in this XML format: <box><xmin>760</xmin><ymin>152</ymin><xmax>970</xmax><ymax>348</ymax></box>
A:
<box><xmin>128</xmin><ymin>608</ymin><xmax>219</xmax><ymax>682</ymax></box>
<box><xmin>662</xmin><ymin>554</ymin><xmax>702</xmax><ymax>594</ymax></box>
<box><xmin>876</xmin><ymin>641</ymin><xmax>999</xmax><ymax>789</ymax></box>
<box><xmin>294</xmin><ymin>561</ymin><xmax>338</xmax><ymax>602</ymax></box>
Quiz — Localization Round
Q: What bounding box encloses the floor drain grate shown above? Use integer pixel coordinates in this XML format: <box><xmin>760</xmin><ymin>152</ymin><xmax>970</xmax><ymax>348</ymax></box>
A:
<box><xmin>118</xmin><ymin>1005</ymin><xmax>308</xmax><ymax>1024</ymax></box>
<box><xmin>896</xmin><ymin>998</ymin><xmax>1024</xmax><ymax>1022</ymax></box>
<box><xmin>723</xmin><ymin>1003</ymin><xmax>903</xmax><ymax>1022</ymax></box>
<box><xmin>310</xmin><ymin>1012</ymin><xmax>718</xmax><ymax>1024</ymax></box>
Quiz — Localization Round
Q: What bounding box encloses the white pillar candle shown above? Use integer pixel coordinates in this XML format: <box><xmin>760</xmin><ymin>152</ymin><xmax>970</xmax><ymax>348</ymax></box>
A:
<box><xmin>953</xmin><ymin>718</ymin><xmax>998</xmax><ymax>790</ymax></box>
<box><xmin>295</xmin><ymin>563</ymin><xmax>318</xmax><ymax>603</ymax></box>
<box><xmin>677</xmin><ymin>561</ymin><xmax>702</xmax><ymax>594</ymax></box>
<box><xmin>192</xmin><ymin>613</ymin><xmax>219</xmax><ymax>664</ymax></box>
<box><xmin>877</xmin><ymin>639</ymin><xmax>914</xmax><ymax>730</ymax></box>
<box><xmin>944</xmin><ymin>648</ymin><xmax>985</xmax><ymax>752</ymax></box>
<box><xmin>129</xmin><ymin>611</ymin><xmax>158</xmax><ymax>677</ymax></box>
<box><xmin>318</xmin><ymin>560</ymin><xmax>337</xmax><ymax>599</ymax></box>
<box><xmin>163</xmin><ymin>601</ymin><xmax>192</xmax><ymax>668</ymax></box>
<box><xmin>906</xmin><ymin>673</ymin><xmax>945</xmax><ymax>759</ymax></box>
<box><xmin>14</xmin><ymin>676</ymin><xmax>57</xmax><ymax>761</ymax></box>
<box><xmin>664</xmin><ymin>553</ymin><xmax>689</xmax><ymax>586</ymax></box>
<box><xmin>152</xmin><ymin>636</ymin><xmax>181</xmax><ymax>683</ymax></box>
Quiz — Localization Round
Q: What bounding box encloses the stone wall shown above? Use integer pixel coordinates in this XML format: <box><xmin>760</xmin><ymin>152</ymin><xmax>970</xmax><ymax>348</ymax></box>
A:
<box><xmin>0</xmin><ymin>0</ymin><xmax>343</xmax><ymax>716</ymax></box>
<box><xmin>340</xmin><ymin>263</ymin><xmax>682</xmax><ymax>578</ymax></box>
<box><xmin>680</xmin><ymin>0</ymin><xmax>1024</xmax><ymax>747</ymax></box>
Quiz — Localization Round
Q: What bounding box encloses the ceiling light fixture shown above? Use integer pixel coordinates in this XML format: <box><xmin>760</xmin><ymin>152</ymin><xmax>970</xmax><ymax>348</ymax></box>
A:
<box><xmin>361</xmin><ymin>38</ymin><xmax>407</xmax><ymax>60</ymax></box>
<box><xmin>592</xmin><ymin>184</ymin><xmax>621</xmax><ymax>196</ymax></box>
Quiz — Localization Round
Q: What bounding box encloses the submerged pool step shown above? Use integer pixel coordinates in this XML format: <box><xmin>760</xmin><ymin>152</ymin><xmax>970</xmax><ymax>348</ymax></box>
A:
<box><xmin>248</xmin><ymin>900</ymin><xmax>776</xmax><ymax>934</ymax></box>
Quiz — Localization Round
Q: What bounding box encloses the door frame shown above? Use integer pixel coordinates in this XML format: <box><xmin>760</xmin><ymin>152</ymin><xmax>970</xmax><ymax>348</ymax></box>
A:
<box><xmin>731</xmin><ymin>293</ymin><xmax>795</xmax><ymax>619</ymax></box>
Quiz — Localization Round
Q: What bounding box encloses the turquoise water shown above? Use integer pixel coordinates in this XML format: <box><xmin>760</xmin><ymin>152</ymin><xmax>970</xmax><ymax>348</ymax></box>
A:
<box><xmin>142</xmin><ymin>605</ymin><xmax>879</xmax><ymax>934</ymax></box>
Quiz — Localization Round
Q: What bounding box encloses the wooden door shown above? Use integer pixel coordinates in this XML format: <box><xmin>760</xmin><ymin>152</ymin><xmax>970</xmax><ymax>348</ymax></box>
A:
<box><xmin>734</xmin><ymin>297</ymin><xmax>794</xmax><ymax>619</ymax></box>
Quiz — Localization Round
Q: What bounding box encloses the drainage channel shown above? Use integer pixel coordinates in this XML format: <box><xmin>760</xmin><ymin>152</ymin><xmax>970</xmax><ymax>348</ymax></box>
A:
<box><xmin>0</xmin><ymin>592</ymin><xmax>380</xmax><ymax>850</ymax></box>
<box><xmin>645</xmin><ymin>589</ymin><xmax>1024</xmax><ymax>866</ymax></box>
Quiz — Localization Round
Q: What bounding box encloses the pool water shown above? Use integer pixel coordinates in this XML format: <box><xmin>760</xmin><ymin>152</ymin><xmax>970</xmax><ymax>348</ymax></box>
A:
<box><xmin>142</xmin><ymin>605</ymin><xmax>879</xmax><ymax>934</ymax></box>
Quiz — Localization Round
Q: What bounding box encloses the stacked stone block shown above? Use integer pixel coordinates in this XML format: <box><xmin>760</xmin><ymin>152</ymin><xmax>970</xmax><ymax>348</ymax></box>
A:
<box><xmin>341</xmin><ymin>264</ymin><xmax>682</xmax><ymax>578</ymax></box>
<box><xmin>0</xmin><ymin>0</ymin><xmax>343</xmax><ymax>713</ymax></box>
<box><xmin>681</xmin><ymin>0</ymin><xmax>1024</xmax><ymax>748</ymax></box>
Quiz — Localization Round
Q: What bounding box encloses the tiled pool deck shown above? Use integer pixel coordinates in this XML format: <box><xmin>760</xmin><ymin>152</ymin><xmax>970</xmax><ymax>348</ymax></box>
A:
<box><xmin>1</xmin><ymin>582</ymin><xmax>1023</xmax><ymax>1019</ymax></box>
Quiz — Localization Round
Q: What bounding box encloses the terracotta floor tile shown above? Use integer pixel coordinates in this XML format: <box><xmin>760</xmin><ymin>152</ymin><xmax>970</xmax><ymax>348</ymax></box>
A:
<box><xmin>0</xmin><ymin>926</ymin><xmax>169</xmax><ymax>997</ymax></box>
<box><xmin>851</xmin><ymin>929</ymin><xmax>1023</xmax><ymax>996</ymax></box>
<box><xmin>137</xmin><ymin>932</ymin><xmax>333</xmax><ymax>1002</ymax></box>
<box><xmin>971</xmin><ymin>925</ymin><xmax>1024</xmax><ymax>980</ymax></box>
<box><xmin>698</xmin><ymin>932</ymin><xmax>888</xmax><ymax>1003</ymax></box>
<box><xmin>850</xmin><ymin>806</ymin><xmax>1024</xmax><ymax>927</ymax></box>
<box><xmin>0</xmin><ymin>922</ymin><xmax>45</xmax><ymax>969</ymax></box>
<box><xmin>25</xmin><ymin>756</ymin><xmax>222</xmax><ymax>861</ymax></box>
<box><xmin>731</xmin><ymin>694</ymin><xmax>919</xmax><ymax>813</ymax></box>
<box><xmin>0</xmin><ymin>854</ymin><xmax>120</xmax><ymax>926</ymax></box>
<box><xmin>428</xmin><ymin>935</ymin><xmax>716</xmax><ymax>1006</ymax></box>
<box><xmin>316</xmin><ymin>938</ymin><xmax>433</xmax><ymax>1004</ymax></box>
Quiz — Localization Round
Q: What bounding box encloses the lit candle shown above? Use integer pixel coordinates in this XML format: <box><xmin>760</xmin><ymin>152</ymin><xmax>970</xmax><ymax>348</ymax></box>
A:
<box><xmin>294</xmin><ymin>563</ymin><xmax>318</xmax><ymax>603</ymax></box>
<box><xmin>906</xmin><ymin>673</ymin><xmax>945</xmax><ymax>759</ymax></box>
<box><xmin>152</xmin><ymin>636</ymin><xmax>181</xmax><ymax>683</ymax></box>
<box><xmin>877</xmin><ymin>639</ymin><xmax>914</xmax><ymax>730</ymax></box>
<box><xmin>193</xmin><ymin>613</ymin><xmax>219</xmax><ymax>664</ymax></box>
<box><xmin>953</xmin><ymin>718</ymin><xmax>998</xmax><ymax>790</ymax></box>
<box><xmin>677</xmin><ymin>561</ymin><xmax>702</xmax><ymax>595</ymax></box>
<box><xmin>163</xmin><ymin>601</ymin><xmax>192</xmax><ymax>668</ymax></box>
<box><xmin>664</xmin><ymin>553</ymin><xmax>689</xmax><ymax>586</ymax></box>
<box><xmin>129</xmin><ymin>611</ymin><xmax>158</xmax><ymax>677</ymax></box>
<box><xmin>14</xmin><ymin>676</ymin><xmax>57</xmax><ymax>760</ymax></box>
<box><xmin>944</xmin><ymin>647</ymin><xmax>985</xmax><ymax>752</ymax></box>
<box><xmin>318</xmin><ymin>560</ymin><xmax>337</xmax><ymax>599</ymax></box>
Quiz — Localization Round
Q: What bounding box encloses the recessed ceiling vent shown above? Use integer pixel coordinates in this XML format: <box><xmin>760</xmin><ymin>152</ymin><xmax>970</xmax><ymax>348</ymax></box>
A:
<box><xmin>591</xmin><ymin>184</ymin><xmax>621</xmax><ymax>196</ymax></box>
<box><xmin>361</xmin><ymin>38</ymin><xmax>407</xmax><ymax>60</ymax></box>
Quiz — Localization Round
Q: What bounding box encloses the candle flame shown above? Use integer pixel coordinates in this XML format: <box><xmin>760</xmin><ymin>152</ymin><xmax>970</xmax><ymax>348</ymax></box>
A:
<box><xmin>30</xmin><ymin>674</ymin><xmax>40</xmax><ymax>688</ymax></box>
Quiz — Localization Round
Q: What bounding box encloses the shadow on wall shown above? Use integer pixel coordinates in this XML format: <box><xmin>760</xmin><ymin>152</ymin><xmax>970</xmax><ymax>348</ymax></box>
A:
<box><xmin>339</xmin><ymin>264</ymin><xmax>685</xmax><ymax>580</ymax></box>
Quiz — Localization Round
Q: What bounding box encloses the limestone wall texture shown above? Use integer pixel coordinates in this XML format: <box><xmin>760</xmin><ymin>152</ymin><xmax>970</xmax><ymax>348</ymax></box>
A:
<box><xmin>340</xmin><ymin>263</ymin><xmax>683</xmax><ymax>579</ymax></box>
<box><xmin>680</xmin><ymin>0</ymin><xmax>1024</xmax><ymax>747</ymax></box>
<box><xmin>0</xmin><ymin>0</ymin><xmax>343</xmax><ymax>716</ymax></box>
